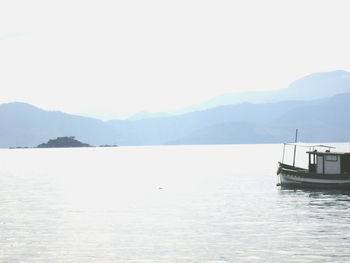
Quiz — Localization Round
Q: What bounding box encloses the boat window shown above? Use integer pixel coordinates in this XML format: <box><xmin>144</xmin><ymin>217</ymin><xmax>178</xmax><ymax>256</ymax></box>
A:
<box><xmin>325</xmin><ymin>155</ymin><xmax>338</xmax><ymax>161</ymax></box>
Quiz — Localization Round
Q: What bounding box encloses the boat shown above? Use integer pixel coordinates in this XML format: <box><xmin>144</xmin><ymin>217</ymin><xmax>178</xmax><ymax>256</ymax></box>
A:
<box><xmin>277</xmin><ymin>142</ymin><xmax>350</xmax><ymax>189</ymax></box>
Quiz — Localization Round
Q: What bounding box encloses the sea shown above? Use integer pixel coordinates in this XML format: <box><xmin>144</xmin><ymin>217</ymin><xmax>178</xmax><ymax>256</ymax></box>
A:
<box><xmin>1</xmin><ymin>143</ymin><xmax>350</xmax><ymax>262</ymax></box>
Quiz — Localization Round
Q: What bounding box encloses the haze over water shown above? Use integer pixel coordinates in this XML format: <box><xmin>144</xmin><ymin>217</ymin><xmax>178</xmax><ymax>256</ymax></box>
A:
<box><xmin>1</xmin><ymin>144</ymin><xmax>350</xmax><ymax>262</ymax></box>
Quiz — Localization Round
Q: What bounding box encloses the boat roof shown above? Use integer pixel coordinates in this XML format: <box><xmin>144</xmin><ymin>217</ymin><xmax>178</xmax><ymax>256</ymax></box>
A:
<box><xmin>283</xmin><ymin>142</ymin><xmax>336</xmax><ymax>149</ymax></box>
<box><xmin>306</xmin><ymin>151</ymin><xmax>350</xmax><ymax>156</ymax></box>
<box><xmin>283</xmin><ymin>142</ymin><xmax>350</xmax><ymax>155</ymax></box>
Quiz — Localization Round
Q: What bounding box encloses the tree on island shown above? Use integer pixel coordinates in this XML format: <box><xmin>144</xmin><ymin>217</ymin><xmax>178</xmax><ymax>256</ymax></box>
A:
<box><xmin>37</xmin><ymin>136</ymin><xmax>91</xmax><ymax>148</ymax></box>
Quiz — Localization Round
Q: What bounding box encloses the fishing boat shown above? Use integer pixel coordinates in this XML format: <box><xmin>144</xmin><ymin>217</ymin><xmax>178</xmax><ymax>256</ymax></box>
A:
<box><xmin>277</xmin><ymin>133</ymin><xmax>350</xmax><ymax>189</ymax></box>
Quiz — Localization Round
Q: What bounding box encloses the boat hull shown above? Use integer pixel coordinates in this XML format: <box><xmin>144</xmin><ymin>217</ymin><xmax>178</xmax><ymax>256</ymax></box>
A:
<box><xmin>278</xmin><ymin>163</ymin><xmax>350</xmax><ymax>189</ymax></box>
<box><xmin>280</xmin><ymin>172</ymin><xmax>350</xmax><ymax>189</ymax></box>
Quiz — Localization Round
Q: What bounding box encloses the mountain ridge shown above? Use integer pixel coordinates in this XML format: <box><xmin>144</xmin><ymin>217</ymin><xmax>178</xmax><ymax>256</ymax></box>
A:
<box><xmin>174</xmin><ymin>70</ymin><xmax>350</xmax><ymax>115</ymax></box>
<box><xmin>1</xmin><ymin>94</ymin><xmax>349</xmax><ymax>147</ymax></box>
<box><xmin>169</xmin><ymin>93</ymin><xmax>350</xmax><ymax>145</ymax></box>
<box><xmin>1</xmin><ymin>70</ymin><xmax>350</xmax><ymax>147</ymax></box>
<box><xmin>0</xmin><ymin>102</ymin><xmax>119</xmax><ymax>148</ymax></box>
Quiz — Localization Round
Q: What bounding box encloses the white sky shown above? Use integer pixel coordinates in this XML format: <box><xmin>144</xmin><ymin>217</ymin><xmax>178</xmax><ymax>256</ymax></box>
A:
<box><xmin>1</xmin><ymin>0</ymin><xmax>350</xmax><ymax>120</ymax></box>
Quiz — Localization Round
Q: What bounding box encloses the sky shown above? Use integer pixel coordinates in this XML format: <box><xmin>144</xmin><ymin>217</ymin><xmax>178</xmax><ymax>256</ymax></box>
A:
<box><xmin>1</xmin><ymin>0</ymin><xmax>350</xmax><ymax>120</ymax></box>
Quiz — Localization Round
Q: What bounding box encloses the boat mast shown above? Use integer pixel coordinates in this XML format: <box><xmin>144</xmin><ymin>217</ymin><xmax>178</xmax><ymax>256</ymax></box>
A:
<box><xmin>293</xmin><ymin>129</ymin><xmax>298</xmax><ymax>167</ymax></box>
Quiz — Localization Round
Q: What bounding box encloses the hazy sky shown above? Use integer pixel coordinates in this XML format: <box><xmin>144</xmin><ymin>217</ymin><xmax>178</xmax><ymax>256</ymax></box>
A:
<box><xmin>1</xmin><ymin>0</ymin><xmax>350</xmax><ymax>119</ymax></box>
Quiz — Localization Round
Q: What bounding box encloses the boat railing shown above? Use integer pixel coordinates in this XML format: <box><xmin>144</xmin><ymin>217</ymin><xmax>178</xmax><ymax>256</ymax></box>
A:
<box><xmin>278</xmin><ymin>162</ymin><xmax>307</xmax><ymax>171</ymax></box>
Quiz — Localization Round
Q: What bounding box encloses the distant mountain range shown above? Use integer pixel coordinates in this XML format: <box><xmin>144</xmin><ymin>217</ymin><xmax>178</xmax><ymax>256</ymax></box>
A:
<box><xmin>174</xmin><ymin>70</ymin><xmax>350</xmax><ymax>115</ymax></box>
<box><xmin>0</xmin><ymin>103</ymin><xmax>118</xmax><ymax>148</ymax></box>
<box><xmin>108</xmin><ymin>94</ymin><xmax>350</xmax><ymax>145</ymax></box>
<box><xmin>169</xmin><ymin>94</ymin><xmax>350</xmax><ymax>145</ymax></box>
<box><xmin>0</xmin><ymin>70</ymin><xmax>350</xmax><ymax>147</ymax></box>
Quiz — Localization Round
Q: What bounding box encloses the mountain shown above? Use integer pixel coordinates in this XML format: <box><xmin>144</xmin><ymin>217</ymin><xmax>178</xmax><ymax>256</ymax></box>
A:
<box><xmin>108</xmin><ymin>100</ymin><xmax>311</xmax><ymax>145</ymax></box>
<box><xmin>108</xmin><ymin>94</ymin><xmax>350</xmax><ymax>145</ymax></box>
<box><xmin>1</xmin><ymin>94</ymin><xmax>350</xmax><ymax>148</ymax></box>
<box><xmin>169</xmin><ymin>93</ymin><xmax>350</xmax><ymax>145</ymax></box>
<box><xmin>1</xmin><ymin>70</ymin><xmax>350</xmax><ymax>147</ymax></box>
<box><xmin>0</xmin><ymin>102</ymin><xmax>119</xmax><ymax>148</ymax></box>
<box><xmin>175</xmin><ymin>70</ymin><xmax>350</xmax><ymax>114</ymax></box>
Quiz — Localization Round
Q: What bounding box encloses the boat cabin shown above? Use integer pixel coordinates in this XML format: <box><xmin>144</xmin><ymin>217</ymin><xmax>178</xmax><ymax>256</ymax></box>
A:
<box><xmin>308</xmin><ymin>151</ymin><xmax>350</xmax><ymax>174</ymax></box>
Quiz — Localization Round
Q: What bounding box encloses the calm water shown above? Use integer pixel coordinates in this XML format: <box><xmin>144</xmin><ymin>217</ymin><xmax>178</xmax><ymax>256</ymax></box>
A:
<box><xmin>1</xmin><ymin>144</ymin><xmax>350</xmax><ymax>262</ymax></box>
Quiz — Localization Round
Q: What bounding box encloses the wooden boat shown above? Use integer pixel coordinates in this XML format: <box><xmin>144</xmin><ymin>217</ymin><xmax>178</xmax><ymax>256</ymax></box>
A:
<box><xmin>277</xmin><ymin>143</ymin><xmax>350</xmax><ymax>189</ymax></box>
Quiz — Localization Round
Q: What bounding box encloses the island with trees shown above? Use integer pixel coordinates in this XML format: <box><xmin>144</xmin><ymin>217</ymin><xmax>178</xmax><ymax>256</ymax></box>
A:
<box><xmin>37</xmin><ymin>136</ymin><xmax>91</xmax><ymax>148</ymax></box>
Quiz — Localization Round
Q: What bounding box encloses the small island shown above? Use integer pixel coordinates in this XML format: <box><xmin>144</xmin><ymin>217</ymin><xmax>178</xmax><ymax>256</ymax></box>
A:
<box><xmin>37</xmin><ymin>136</ymin><xmax>91</xmax><ymax>148</ymax></box>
